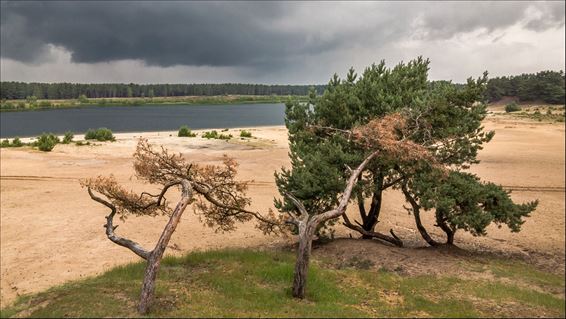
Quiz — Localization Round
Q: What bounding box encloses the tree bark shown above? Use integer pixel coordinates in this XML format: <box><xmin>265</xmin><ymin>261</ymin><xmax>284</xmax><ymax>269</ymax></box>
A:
<box><xmin>342</xmin><ymin>213</ymin><xmax>403</xmax><ymax>246</ymax></box>
<box><xmin>401</xmin><ymin>184</ymin><xmax>440</xmax><ymax>247</ymax></box>
<box><xmin>435</xmin><ymin>213</ymin><xmax>455</xmax><ymax>245</ymax></box>
<box><xmin>288</xmin><ymin>150</ymin><xmax>380</xmax><ymax>299</ymax></box>
<box><xmin>292</xmin><ymin>222</ymin><xmax>314</xmax><ymax>299</ymax></box>
<box><xmin>138</xmin><ymin>180</ymin><xmax>192</xmax><ymax>314</ymax></box>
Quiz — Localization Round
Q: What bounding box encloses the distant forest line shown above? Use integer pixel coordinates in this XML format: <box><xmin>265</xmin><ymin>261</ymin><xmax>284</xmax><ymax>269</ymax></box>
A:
<box><xmin>1</xmin><ymin>70</ymin><xmax>564</xmax><ymax>104</ymax></box>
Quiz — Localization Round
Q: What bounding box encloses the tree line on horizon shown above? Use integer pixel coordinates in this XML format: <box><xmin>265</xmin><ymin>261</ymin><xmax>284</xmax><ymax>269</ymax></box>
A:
<box><xmin>0</xmin><ymin>82</ymin><xmax>327</xmax><ymax>100</ymax></box>
<box><xmin>0</xmin><ymin>69</ymin><xmax>563</xmax><ymax>104</ymax></box>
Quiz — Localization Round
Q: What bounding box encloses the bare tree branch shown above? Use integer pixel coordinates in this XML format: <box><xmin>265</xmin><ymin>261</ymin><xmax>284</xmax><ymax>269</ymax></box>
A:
<box><xmin>87</xmin><ymin>188</ymin><xmax>151</xmax><ymax>260</ymax></box>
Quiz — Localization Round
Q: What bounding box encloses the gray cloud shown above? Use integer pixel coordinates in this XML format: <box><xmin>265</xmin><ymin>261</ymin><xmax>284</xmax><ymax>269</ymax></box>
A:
<box><xmin>0</xmin><ymin>1</ymin><xmax>564</xmax><ymax>83</ymax></box>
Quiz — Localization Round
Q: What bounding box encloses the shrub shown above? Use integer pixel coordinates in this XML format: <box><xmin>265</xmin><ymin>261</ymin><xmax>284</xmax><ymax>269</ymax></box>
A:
<box><xmin>11</xmin><ymin>137</ymin><xmax>23</xmax><ymax>147</ymax></box>
<box><xmin>1</xmin><ymin>139</ymin><xmax>10</xmax><ymax>147</ymax></box>
<box><xmin>505</xmin><ymin>102</ymin><xmax>521</xmax><ymax>113</ymax></box>
<box><xmin>78</xmin><ymin>95</ymin><xmax>89</xmax><ymax>104</ymax></box>
<box><xmin>178</xmin><ymin>126</ymin><xmax>196</xmax><ymax>137</ymax></box>
<box><xmin>36</xmin><ymin>133</ymin><xmax>60</xmax><ymax>152</ymax></box>
<box><xmin>202</xmin><ymin>130</ymin><xmax>219</xmax><ymax>139</ymax></box>
<box><xmin>240</xmin><ymin>130</ymin><xmax>252</xmax><ymax>138</ymax></box>
<box><xmin>1</xmin><ymin>102</ymin><xmax>15</xmax><ymax>109</ymax></box>
<box><xmin>75</xmin><ymin>141</ymin><xmax>91</xmax><ymax>146</ymax></box>
<box><xmin>218</xmin><ymin>133</ymin><xmax>232</xmax><ymax>140</ymax></box>
<box><xmin>85</xmin><ymin>128</ymin><xmax>115</xmax><ymax>141</ymax></box>
<box><xmin>202</xmin><ymin>130</ymin><xmax>232</xmax><ymax>140</ymax></box>
<box><xmin>546</xmin><ymin>109</ymin><xmax>552</xmax><ymax>115</ymax></box>
<box><xmin>62</xmin><ymin>131</ymin><xmax>74</xmax><ymax>144</ymax></box>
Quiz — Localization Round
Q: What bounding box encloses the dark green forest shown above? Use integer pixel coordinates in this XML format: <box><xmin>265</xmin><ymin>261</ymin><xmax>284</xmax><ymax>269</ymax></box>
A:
<box><xmin>485</xmin><ymin>70</ymin><xmax>565</xmax><ymax>104</ymax></box>
<box><xmin>0</xmin><ymin>70</ymin><xmax>563</xmax><ymax>104</ymax></box>
<box><xmin>0</xmin><ymin>82</ymin><xmax>326</xmax><ymax>100</ymax></box>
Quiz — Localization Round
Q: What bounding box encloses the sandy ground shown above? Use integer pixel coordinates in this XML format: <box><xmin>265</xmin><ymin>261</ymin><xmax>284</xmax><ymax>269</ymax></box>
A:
<box><xmin>1</xmin><ymin>114</ymin><xmax>564</xmax><ymax>307</ymax></box>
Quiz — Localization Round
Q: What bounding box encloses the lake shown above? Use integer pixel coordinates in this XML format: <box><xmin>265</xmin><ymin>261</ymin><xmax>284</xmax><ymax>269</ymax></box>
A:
<box><xmin>0</xmin><ymin>103</ymin><xmax>286</xmax><ymax>138</ymax></box>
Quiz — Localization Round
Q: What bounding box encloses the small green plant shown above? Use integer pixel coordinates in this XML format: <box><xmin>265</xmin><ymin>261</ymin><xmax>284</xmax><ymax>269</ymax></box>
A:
<box><xmin>178</xmin><ymin>125</ymin><xmax>197</xmax><ymax>137</ymax></box>
<box><xmin>240</xmin><ymin>130</ymin><xmax>252</xmax><ymax>138</ymax></box>
<box><xmin>85</xmin><ymin>128</ymin><xmax>115</xmax><ymax>141</ymax></box>
<box><xmin>221</xmin><ymin>128</ymin><xmax>229</xmax><ymax>132</ymax></box>
<box><xmin>546</xmin><ymin>109</ymin><xmax>552</xmax><ymax>115</ymax></box>
<box><xmin>78</xmin><ymin>94</ymin><xmax>89</xmax><ymax>104</ymax></box>
<box><xmin>36</xmin><ymin>133</ymin><xmax>60</xmax><ymax>152</ymax></box>
<box><xmin>1</xmin><ymin>139</ymin><xmax>10</xmax><ymax>147</ymax></box>
<box><xmin>218</xmin><ymin>133</ymin><xmax>232</xmax><ymax>140</ymax></box>
<box><xmin>505</xmin><ymin>102</ymin><xmax>521</xmax><ymax>113</ymax></box>
<box><xmin>202</xmin><ymin>130</ymin><xmax>219</xmax><ymax>139</ymax></box>
<box><xmin>11</xmin><ymin>137</ymin><xmax>23</xmax><ymax>147</ymax></box>
<box><xmin>202</xmin><ymin>130</ymin><xmax>232</xmax><ymax>140</ymax></box>
<box><xmin>62</xmin><ymin>131</ymin><xmax>74</xmax><ymax>144</ymax></box>
<box><xmin>534</xmin><ymin>110</ymin><xmax>541</xmax><ymax>115</ymax></box>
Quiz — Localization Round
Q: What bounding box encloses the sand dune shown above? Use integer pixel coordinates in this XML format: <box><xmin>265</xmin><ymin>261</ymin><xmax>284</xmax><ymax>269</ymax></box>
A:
<box><xmin>1</xmin><ymin>118</ymin><xmax>564</xmax><ymax>306</ymax></box>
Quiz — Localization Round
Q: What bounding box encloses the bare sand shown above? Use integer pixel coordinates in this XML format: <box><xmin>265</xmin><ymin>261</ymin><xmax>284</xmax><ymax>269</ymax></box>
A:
<box><xmin>1</xmin><ymin>115</ymin><xmax>564</xmax><ymax>307</ymax></box>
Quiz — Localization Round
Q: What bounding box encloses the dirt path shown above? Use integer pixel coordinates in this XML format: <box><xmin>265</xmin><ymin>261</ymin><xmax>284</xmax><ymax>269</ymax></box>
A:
<box><xmin>1</xmin><ymin>117</ymin><xmax>564</xmax><ymax>307</ymax></box>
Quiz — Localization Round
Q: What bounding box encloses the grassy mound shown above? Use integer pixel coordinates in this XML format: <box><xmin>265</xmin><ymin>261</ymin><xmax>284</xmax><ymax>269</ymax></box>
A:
<box><xmin>1</xmin><ymin>249</ymin><xmax>564</xmax><ymax>318</ymax></box>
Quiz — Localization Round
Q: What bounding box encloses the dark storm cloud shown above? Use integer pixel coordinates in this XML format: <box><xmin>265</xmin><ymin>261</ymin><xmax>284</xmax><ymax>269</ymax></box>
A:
<box><xmin>415</xmin><ymin>1</ymin><xmax>565</xmax><ymax>39</ymax></box>
<box><xmin>0</xmin><ymin>1</ymin><xmax>343</xmax><ymax>67</ymax></box>
<box><xmin>0</xmin><ymin>1</ymin><xmax>564</xmax><ymax>72</ymax></box>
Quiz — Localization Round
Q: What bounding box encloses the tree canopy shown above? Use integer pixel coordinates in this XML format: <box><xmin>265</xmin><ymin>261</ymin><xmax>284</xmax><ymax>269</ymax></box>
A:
<box><xmin>485</xmin><ymin>70</ymin><xmax>565</xmax><ymax>104</ymax></box>
<box><xmin>275</xmin><ymin>57</ymin><xmax>535</xmax><ymax>247</ymax></box>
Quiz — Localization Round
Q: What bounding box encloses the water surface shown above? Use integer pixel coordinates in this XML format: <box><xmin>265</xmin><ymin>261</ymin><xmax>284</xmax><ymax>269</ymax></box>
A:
<box><xmin>0</xmin><ymin>103</ymin><xmax>286</xmax><ymax>138</ymax></box>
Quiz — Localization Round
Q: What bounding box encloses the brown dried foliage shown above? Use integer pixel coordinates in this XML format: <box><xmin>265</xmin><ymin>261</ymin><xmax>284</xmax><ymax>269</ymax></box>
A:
<box><xmin>82</xmin><ymin>139</ymin><xmax>284</xmax><ymax>234</ymax></box>
<box><xmin>351</xmin><ymin>113</ymin><xmax>438</xmax><ymax>169</ymax></box>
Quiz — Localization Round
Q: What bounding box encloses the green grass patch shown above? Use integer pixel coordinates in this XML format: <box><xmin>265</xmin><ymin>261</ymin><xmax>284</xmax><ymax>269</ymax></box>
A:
<box><xmin>1</xmin><ymin>249</ymin><xmax>564</xmax><ymax>318</ymax></box>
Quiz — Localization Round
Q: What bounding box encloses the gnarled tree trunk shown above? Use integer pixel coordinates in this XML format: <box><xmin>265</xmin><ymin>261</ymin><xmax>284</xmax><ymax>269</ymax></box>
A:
<box><xmin>292</xmin><ymin>222</ymin><xmax>315</xmax><ymax>299</ymax></box>
<box><xmin>138</xmin><ymin>180</ymin><xmax>192</xmax><ymax>314</ymax></box>
<box><xmin>435</xmin><ymin>212</ymin><xmax>456</xmax><ymax>245</ymax></box>
<box><xmin>343</xmin><ymin>173</ymin><xmax>403</xmax><ymax>246</ymax></box>
<box><xmin>401</xmin><ymin>184</ymin><xmax>440</xmax><ymax>247</ymax></box>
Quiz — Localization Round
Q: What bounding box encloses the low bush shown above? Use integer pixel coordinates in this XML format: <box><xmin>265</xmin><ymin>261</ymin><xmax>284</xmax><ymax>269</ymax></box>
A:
<box><xmin>1</xmin><ymin>137</ymin><xmax>25</xmax><ymax>148</ymax></box>
<box><xmin>11</xmin><ymin>137</ymin><xmax>23</xmax><ymax>147</ymax></box>
<box><xmin>85</xmin><ymin>128</ymin><xmax>115</xmax><ymax>141</ymax></box>
<box><xmin>505</xmin><ymin>102</ymin><xmax>521</xmax><ymax>113</ymax></box>
<box><xmin>62</xmin><ymin>131</ymin><xmax>74</xmax><ymax>144</ymax></box>
<box><xmin>36</xmin><ymin>133</ymin><xmax>60</xmax><ymax>152</ymax></box>
<box><xmin>178</xmin><ymin>126</ymin><xmax>197</xmax><ymax>137</ymax></box>
<box><xmin>240</xmin><ymin>130</ymin><xmax>252</xmax><ymax>138</ymax></box>
<box><xmin>202</xmin><ymin>130</ymin><xmax>232</xmax><ymax>140</ymax></box>
<box><xmin>202</xmin><ymin>130</ymin><xmax>219</xmax><ymax>139</ymax></box>
<box><xmin>75</xmin><ymin>141</ymin><xmax>91</xmax><ymax>146</ymax></box>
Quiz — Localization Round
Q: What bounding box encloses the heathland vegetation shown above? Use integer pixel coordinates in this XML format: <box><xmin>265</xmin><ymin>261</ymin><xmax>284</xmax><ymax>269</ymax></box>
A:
<box><xmin>0</xmin><ymin>58</ymin><xmax>559</xmax><ymax>317</ymax></box>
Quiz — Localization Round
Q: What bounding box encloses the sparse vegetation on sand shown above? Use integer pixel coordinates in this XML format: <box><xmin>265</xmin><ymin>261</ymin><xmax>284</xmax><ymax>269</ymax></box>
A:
<box><xmin>84</xmin><ymin>128</ymin><xmax>115</xmax><ymax>141</ymax></box>
<box><xmin>240</xmin><ymin>130</ymin><xmax>253</xmax><ymax>138</ymax></box>
<box><xmin>0</xmin><ymin>249</ymin><xmax>563</xmax><ymax>318</ymax></box>
<box><xmin>177</xmin><ymin>125</ymin><xmax>197</xmax><ymax>137</ymax></box>
<box><xmin>202</xmin><ymin>130</ymin><xmax>232</xmax><ymax>140</ymax></box>
<box><xmin>505</xmin><ymin>102</ymin><xmax>521</xmax><ymax>112</ymax></box>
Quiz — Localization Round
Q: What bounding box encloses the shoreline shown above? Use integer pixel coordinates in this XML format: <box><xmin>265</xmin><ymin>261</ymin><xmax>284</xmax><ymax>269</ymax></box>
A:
<box><xmin>2</xmin><ymin>125</ymin><xmax>288</xmax><ymax>142</ymax></box>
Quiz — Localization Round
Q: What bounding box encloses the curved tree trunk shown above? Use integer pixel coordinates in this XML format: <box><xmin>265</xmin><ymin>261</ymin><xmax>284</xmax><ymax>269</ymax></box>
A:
<box><xmin>435</xmin><ymin>212</ymin><xmax>456</xmax><ymax>245</ymax></box>
<box><xmin>292</xmin><ymin>222</ymin><xmax>314</xmax><ymax>299</ymax></box>
<box><xmin>138</xmin><ymin>181</ymin><xmax>192</xmax><ymax>314</ymax></box>
<box><xmin>401</xmin><ymin>184</ymin><xmax>440</xmax><ymax>247</ymax></box>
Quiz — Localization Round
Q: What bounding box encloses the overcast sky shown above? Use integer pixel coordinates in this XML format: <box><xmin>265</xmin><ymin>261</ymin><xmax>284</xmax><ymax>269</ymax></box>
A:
<box><xmin>1</xmin><ymin>1</ymin><xmax>564</xmax><ymax>84</ymax></box>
